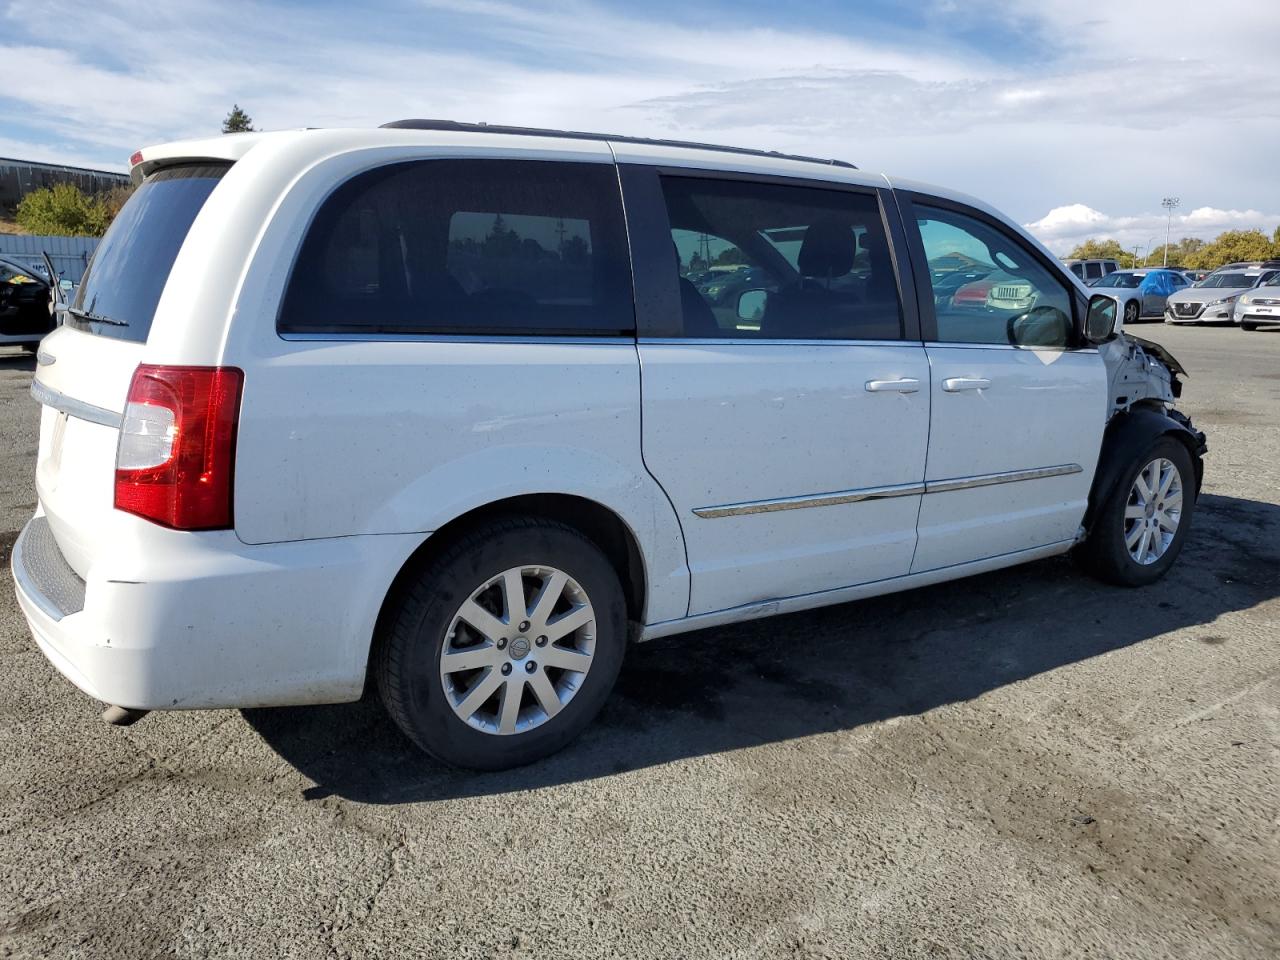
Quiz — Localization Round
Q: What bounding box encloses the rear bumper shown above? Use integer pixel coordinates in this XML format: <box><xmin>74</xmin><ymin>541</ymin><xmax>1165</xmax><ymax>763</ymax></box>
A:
<box><xmin>12</xmin><ymin>512</ymin><xmax>423</xmax><ymax>710</ymax></box>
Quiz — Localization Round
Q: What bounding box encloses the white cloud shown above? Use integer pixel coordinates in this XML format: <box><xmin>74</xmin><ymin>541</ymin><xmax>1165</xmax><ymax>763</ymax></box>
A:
<box><xmin>1024</xmin><ymin>204</ymin><xmax>1280</xmax><ymax>255</ymax></box>
<box><xmin>0</xmin><ymin>0</ymin><xmax>1276</xmax><ymax>226</ymax></box>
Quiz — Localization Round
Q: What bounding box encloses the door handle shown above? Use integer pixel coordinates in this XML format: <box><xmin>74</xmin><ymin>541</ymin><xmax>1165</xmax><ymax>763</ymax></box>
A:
<box><xmin>865</xmin><ymin>378</ymin><xmax>921</xmax><ymax>394</ymax></box>
<box><xmin>942</xmin><ymin>377</ymin><xmax>992</xmax><ymax>392</ymax></box>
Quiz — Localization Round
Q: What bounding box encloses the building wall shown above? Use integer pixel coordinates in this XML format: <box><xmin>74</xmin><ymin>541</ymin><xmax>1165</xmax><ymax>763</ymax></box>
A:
<box><xmin>0</xmin><ymin>157</ymin><xmax>129</xmax><ymax>211</ymax></box>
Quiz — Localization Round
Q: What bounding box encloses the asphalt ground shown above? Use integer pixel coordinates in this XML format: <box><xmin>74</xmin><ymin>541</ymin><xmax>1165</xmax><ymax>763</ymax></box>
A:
<box><xmin>0</xmin><ymin>322</ymin><xmax>1277</xmax><ymax>959</ymax></box>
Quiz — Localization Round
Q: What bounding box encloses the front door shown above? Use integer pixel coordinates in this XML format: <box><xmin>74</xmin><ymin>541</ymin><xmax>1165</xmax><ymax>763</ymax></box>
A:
<box><xmin>902</xmin><ymin>197</ymin><xmax>1107</xmax><ymax>572</ymax></box>
<box><xmin>623</xmin><ymin>167</ymin><xmax>930</xmax><ymax>617</ymax></box>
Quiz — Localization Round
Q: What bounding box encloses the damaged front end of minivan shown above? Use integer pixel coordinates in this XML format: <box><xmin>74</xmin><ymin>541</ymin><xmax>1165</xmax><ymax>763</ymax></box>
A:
<box><xmin>1083</xmin><ymin>328</ymin><xmax>1207</xmax><ymax>540</ymax></box>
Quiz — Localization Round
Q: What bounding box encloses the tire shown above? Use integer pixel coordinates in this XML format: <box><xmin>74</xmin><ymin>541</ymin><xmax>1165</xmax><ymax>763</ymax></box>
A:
<box><xmin>1123</xmin><ymin>300</ymin><xmax>1140</xmax><ymax>326</ymax></box>
<box><xmin>1074</xmin><ymin>437</ymin><xmax>1196</xmax><ymax>587</ymax></box>
<box><xmin>376</xmin><ymin>517</ymin><xmax>627</xmax><ymax>770</ymax></box>
<box><xmin>1241</xmin><ymin>321</ymin><xmax>1257</xmax><ymax>332</ymax></box>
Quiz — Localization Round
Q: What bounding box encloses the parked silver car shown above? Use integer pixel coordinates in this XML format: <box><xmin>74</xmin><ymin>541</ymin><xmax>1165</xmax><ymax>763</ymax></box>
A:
<box><xmin>1164</xmin><ymin>268</ymin><xmax>1275</xmax><ymax>324</ymax></box>
<box><xmin>1234</xmin><ymin>274</ymin><xmax>1280</xmax><ymax>331</ymax></box>
<box><xmin>1089</xmin><ymin>268</ymin><xmax>1189</xmax><ymax>324</ymax></box>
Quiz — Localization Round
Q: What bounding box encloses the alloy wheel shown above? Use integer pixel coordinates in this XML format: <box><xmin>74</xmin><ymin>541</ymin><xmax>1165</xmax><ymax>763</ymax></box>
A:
<box><xmin>1123</xmin><ymin>457</ymin><xmax>1183</xmax><ymax>565</ymax></box>
<box><xmin>440</xmin><ymin>565</ymin><xmax>596</xmax><ymax>735</ymax></box>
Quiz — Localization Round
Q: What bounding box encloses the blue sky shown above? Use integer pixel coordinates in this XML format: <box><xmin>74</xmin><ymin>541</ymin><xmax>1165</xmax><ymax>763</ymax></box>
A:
<box><xmin>2</xmin><ymin>0</ymin><xmax>1278</xmax><ymax>253</ymax></box>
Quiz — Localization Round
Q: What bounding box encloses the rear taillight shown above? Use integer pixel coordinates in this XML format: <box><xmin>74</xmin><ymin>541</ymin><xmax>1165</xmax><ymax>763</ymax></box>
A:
<box><xmin>114</xmin><ymin>365</ymin><xmax>244</xmax><ymax>530</ymax></box>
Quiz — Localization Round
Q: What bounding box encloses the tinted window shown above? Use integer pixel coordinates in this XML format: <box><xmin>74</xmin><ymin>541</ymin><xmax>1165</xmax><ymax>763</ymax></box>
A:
<box><xmin>1084</xmin><ymin>262</ymin><xmax>1102</xmax><ymax>280</ymax></box>
<box><xmin>279</xmin><ymin>159</ymin><xmax>633</xmax><ymax>336</ymax></box>
<box><xmin>659</xmin><ymin>176</ymin><xmax>902</xmax><ymax>340</ymax></box>
<box><xmin>68</xmin><ymin>164</ymin><xmax>227</xmax><ymax>342</ymax></box>
<box><xmin>1200</xmin><ymin>273</ymin><xmax>1252</xmax><ymax>288</ymax></box>
<box><xmin>1069</xmin><ymin>263</ymin><xmax>1085</xmax><ymax>278</ymax></box>
<box><xmin>915</xmin><ymin>204</ymin><xmax>1074</xmax><ymax>348</ymax></box>
<box><xmin>1099</xmin><ymin>272</ymin><xmax>1142</xmax><ymax>288</ymax></box>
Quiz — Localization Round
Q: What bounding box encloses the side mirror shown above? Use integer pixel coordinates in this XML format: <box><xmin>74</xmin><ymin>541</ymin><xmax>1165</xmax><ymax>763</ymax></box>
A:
<box><xmin>1008</xmin><ymin>305</ymin><xmax>1072</xmax><ymax>347</ymax></box>
<box><xmin>736</xmin><ymin>288</ymin><xmax>768</xmax><ymax>323</ymax></box>
<box><xmin>1085</xmin><ymin>293</ymin><xmax>1120</xmax><ymax>342</ymax></box>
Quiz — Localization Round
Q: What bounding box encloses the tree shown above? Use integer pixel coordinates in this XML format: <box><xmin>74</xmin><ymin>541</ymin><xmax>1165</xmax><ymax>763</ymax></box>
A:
<box><xmin>1183</xmin><ymin>229</ymin><xmax>1277</xmax><ymax>270</ymax></box>
<box><xmin>222</xmin><ymin>104</ymin><xmax>255</xmax><ymax>134</ymax></box>
<box><xmin>1066</xmin><ymin>238</ymin><xmax>1129</xmax><ymax>262</ymax></box>
<box><xmin>15</xmin><ymin>183</ymin><xmax>109</xmax><ymax>237</ymax></box>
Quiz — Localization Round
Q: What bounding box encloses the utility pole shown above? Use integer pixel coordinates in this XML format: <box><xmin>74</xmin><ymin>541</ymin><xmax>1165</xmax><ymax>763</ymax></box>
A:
<box><xmin>1161</xmin><ymin>197</ymin><xmax>1180</xmax><ymax>266</ymax></box>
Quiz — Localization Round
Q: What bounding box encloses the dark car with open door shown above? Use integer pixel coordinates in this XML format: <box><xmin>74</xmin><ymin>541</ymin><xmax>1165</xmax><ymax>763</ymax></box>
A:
<box><xmin>0</xmin><ymin>256</ymin><xmax>56</xmax><ymax>350</ymax></box>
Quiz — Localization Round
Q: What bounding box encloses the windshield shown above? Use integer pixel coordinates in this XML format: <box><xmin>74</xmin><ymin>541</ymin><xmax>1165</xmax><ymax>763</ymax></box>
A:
<box><xmin>69</xmin><ymin>163</ymin><xmax>229</xmax><ymax>342</ymax></box>
<box><xmin>1199</xmin><ymin>272</ymin><xmax>1252</xmax><ymax>289</ymax></box>
<box><xmin>1094</xmin><ymin>272</ymin><xmax>1142</xmax><ymax>288</ymax></box>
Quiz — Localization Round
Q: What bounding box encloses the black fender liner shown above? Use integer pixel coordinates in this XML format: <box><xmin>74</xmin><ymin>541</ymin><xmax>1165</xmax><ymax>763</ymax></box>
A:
<box><xmin>1082</xmin><ymin>405</ymin><xmax>1206</xmax><ymax>537</ymax></box>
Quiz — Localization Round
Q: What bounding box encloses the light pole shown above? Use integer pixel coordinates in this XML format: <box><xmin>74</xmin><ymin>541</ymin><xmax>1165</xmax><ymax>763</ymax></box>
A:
<box><xmin>1161</xmin><ymin>197</ymin><xmax>1180</xmax><ymax>266</ymax></box>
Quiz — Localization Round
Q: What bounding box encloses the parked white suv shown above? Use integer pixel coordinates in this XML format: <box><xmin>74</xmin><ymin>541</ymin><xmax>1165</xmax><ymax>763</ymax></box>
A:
<box><xmin>13</xmin><ymin>122</ymin><xmax>1206</xmax><ymax>769</ymax></box>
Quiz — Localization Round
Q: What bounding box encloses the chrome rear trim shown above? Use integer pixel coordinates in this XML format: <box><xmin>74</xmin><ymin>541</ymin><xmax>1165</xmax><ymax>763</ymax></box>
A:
<box><xmin>30</xmin><ymin>378</ymin><xmax>122</xmax><ymax>429</ymax></box>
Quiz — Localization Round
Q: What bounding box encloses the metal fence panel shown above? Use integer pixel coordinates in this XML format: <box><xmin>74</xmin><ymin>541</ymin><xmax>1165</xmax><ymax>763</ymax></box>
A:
<box><xmin>0</xmin><ymin>234</ymin><xmax>98</xmax><ymax>284</ymax></box>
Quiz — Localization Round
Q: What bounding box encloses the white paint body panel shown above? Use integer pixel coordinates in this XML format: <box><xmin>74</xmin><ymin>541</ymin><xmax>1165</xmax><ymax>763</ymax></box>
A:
<box><xmin>913</xmin><ymin>346</ymin><xmax>1108</xmax><ymax>571</ymax></box>
<box><xmin>637</xmin><ymin>341</ymin><xmax>929</xmax><ymax>615</ymax></box>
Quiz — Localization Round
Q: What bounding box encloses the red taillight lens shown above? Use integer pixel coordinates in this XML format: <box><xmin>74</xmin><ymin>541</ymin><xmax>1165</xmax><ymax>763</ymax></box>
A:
<box><xmin>114</xmin><ymin>365</ymin><xmax>244</xmax><ymax>530</ymax></box>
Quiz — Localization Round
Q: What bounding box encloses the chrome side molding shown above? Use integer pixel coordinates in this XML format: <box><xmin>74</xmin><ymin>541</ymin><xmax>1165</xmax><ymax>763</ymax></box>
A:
<box><xmin>29</xmin><ymin>378</ymin><xmax>123</xmax><ymax>429</ymax></box>
<box><xmin>694</xmin><ymin>463</ymin><xmax>1083</xmax><ymax>519</ymax></box>
<box><xmin>925</xmin><ymin>463</ymin><xmax>1083</xmax><ymax>494</ymax></box>
<box><xmin>692</xmin><ymin>481</ymin><xmax>926</xmax><ymax>519</ymax></box>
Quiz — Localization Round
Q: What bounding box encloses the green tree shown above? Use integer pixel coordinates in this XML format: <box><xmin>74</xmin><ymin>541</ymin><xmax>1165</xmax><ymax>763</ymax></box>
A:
<box><xmin>1184</xmin><ymin>229</ymin><xmax>1277</xmax><ymax>270</ymax></box>
<box><xmin>15</xmin><ymin>183</ymin><xmax>109</xmax><ymax>237</ymax></box>
<box><xmin>222</xmin><ymin>104</ymin><xmax>255</xmax><ymax>134</ymax></box>
<box><xmin>1066</xmin><ymin>238</ymin><xmax>1129</xmax><ymax>263</ymax></box>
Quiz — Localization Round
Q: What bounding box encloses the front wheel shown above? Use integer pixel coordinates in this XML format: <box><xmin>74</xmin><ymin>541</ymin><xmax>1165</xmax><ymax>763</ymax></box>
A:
<box><xmin>1241</xmin><ymin>321</ymin><xmax>1258</xmax><ymax>332</ymax></box>
<box><xmin>376</xmin><ymin>517</ymin><xmax>627</xmax><ymax>770</ymax></box>
<box><xmin>1074</xmin><ymin>437</ymin><xmax>1196</xmax><ymax>587</ymax></box>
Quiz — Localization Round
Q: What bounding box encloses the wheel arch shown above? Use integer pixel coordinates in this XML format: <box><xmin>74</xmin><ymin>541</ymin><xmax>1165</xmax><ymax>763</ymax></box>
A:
<box><xmin>368</xmin><ymin>493</ymin><xmax>652</xmax><ymax>683</ymax></box>
<box><xmin>1082</xmin><ymin>405</ymin><xmax>1206</xmax><ymax>538</ymax></box>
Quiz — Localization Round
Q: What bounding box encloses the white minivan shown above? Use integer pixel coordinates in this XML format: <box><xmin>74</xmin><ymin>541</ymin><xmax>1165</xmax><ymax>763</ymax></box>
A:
<box><xmin>13</xmin><ymin>121</ymin><xmax>1206</xmax><ymax>769</ymax></box>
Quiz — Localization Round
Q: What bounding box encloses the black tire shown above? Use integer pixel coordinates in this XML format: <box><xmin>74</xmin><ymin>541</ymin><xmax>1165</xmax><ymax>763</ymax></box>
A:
<box><xmin>1123</xmin><ymin>300</ymin><xmax>1140</xmax><ymax>325</ymax></box>
<box><xmin>1241</xmin><ymin>321</ymin><xmax>1257</xmax><ymax>332</ymax></box>
<box><xmin>376</xmin><ymin>517</ymin><xmax>627</xmax><ymax>770</ymax></box>
<box><xmin>1074</xmin><ymin>436</ymin><xmax>1196</xmax><ymax>587</ymax></box>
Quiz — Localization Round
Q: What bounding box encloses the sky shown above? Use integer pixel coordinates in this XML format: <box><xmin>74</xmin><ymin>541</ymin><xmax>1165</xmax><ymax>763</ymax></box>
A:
<box><xmin>2</xmin><ymin>0</ymin><xmax>1278</xmax><ymax>256</ymax></box>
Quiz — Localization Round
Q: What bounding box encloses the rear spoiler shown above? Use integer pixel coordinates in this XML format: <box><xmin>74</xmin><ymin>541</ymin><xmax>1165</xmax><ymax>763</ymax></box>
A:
<box><xmin>128</xmin><ymin>132</ymin><xmax>270</xmax><ymax>183</ymax></box>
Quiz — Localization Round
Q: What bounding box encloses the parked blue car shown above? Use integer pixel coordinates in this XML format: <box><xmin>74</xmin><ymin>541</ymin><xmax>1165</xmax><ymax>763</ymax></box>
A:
<box><xmin>1089</xmin><ymin>268</ymin><xmax>1190</xmax><ymax>324</ymax></box>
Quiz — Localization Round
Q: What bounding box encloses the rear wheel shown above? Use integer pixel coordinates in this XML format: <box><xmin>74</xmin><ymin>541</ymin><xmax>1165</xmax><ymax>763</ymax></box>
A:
<box><xmin>1075</xmin><ymin>437</ymin><xmax>1195</xmax><ymax>587</ymax></box>
<box><xmin>1123</xmin><ymin>300</ymin><xmax>1140</xmax><ymax>325</ymax></box>
<box><xmin>376</xmin><ymin>517</ymin><xmax>626</xmax><ymax>770</ymax></box>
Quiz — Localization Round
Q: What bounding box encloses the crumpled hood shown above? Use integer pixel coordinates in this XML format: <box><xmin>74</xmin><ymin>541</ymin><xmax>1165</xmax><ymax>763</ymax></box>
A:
<box><xmin>1168</xmin><ymin>287</ymin><xmax>1249</xmax><ymax>305</ymax></box>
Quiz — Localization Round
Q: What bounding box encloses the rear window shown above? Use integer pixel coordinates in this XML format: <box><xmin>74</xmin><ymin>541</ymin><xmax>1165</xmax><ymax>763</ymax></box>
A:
<box><xmin>68</xmin><ymin>165</ymin><xmax>227</xmax><ymax>343</ymax></box>
<box><xmin>68</xmin><ymin>164</ymin><xmax>228</xmax><ymax>342</ymax></box>
<box><xmin>278</xmin><ymin>159</ymin><xmax>634</xmax><ymax>337</ymax></box>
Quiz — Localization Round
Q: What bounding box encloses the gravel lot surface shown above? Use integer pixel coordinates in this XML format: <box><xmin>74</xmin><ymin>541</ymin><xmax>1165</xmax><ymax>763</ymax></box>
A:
<box><xmin>0</xmin><ymin>324</ymin><xmax>1277</xmax><ymax>959</ymax></box>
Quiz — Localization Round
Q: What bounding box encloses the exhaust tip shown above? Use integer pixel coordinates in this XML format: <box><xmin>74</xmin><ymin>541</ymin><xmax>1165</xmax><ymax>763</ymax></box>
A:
<box><xmin>102</xmin><ymin>705</ymin><xmax>149</xmax><ymax>727</ymax></box>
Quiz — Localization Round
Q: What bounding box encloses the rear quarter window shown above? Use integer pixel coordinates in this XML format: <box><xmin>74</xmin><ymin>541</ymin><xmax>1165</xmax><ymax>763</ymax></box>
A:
<box><xmin>68</xmin><ymin>164</ymin><xmax>228</xmax><ymax>342</ymax></box>
<box><xmin>278</xmin><ymin>159</ymin><xmax>634</xmax><ymax>337</ymax></box>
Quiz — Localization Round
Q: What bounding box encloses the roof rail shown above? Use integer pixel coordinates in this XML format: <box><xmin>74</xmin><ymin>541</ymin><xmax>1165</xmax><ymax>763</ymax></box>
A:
<box><xmin>379</xmin><ymin>119</ymin><xmax>857</xmax><ymax>170</ymax></box>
